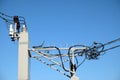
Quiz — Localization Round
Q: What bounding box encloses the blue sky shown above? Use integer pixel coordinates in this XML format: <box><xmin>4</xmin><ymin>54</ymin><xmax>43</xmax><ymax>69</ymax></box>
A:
<box><xmin>0</xmin><ymin>0</ymin><xmax>120</xmax><ymax>80</ymax></box>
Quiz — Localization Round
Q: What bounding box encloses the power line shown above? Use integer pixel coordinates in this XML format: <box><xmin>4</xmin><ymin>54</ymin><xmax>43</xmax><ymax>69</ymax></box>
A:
<box><xmin>0</xmin><ymin>12</ymin><xmax>27</xmax><ymax>41</ymax></box>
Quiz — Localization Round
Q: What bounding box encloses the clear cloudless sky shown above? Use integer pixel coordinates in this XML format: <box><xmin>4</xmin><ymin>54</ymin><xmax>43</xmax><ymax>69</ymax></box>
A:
<box><xmin>0</xmin><ymin>0</ymin><xmax>120</xmax><ymax>80</ymax></box>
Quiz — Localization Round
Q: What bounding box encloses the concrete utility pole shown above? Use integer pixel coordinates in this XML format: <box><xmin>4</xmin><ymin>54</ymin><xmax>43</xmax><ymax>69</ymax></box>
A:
<box><xmin>18</xmin><ymin>26</ymin><xmax>30</xmax><ymax>80</ymax></box>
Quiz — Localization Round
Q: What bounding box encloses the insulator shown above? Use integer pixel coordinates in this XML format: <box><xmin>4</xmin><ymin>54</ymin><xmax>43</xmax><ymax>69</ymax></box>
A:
<box><xmin>22</xmin><ymin>24</ymin><xmax>27</xmax><ymax>32</ymax></box>
<box><xmin>14</xmin><ymin>23</ymin><xmax>17</xmax><ymax>33</ymax></box>
<box><xmin>22</xmin><ymin>24</ymin><xmax>26</xmax><ymax>28</ymax></box>
<box><xmin>13</xmin><ymin>16</ymin><xmax>20</xmax><ymax>33</ymax></box>
<box><xmin>13</xmin><ymin>16</ymin><xmax>19</xmax><ymax>23</ymax></box>
<box><xmin>9</xmin><ymin>24</ymin><xmax>14</xmax><ymax>36</ymax></box>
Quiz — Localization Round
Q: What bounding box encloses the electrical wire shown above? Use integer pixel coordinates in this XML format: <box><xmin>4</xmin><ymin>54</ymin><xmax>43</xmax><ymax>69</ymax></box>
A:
<box><xmin>0</xmin><ymin>12</ymin><xmax>13</xmax><ymax>18</ymax></box>
<box><xmin>31</xmin><ymin>37</ymin><xmax>120</xmax><ymax>78</ymax></box>
<box><xmin>86</xmin><ymin>42</ymin><xmax>104</xmax><ymax>59</ymax></box>
<box><xmin>0</xmin><ymin>12</ymin><xmax>14</xmax><ymax>24</ymax></box>
<box><xmin>101</xmin><ymin>45</ymin><xmax>120</xmax><ymax>54</ymax></box>
<box><xmin>104</xmin><ymin>38</ymin><xmax>120</xmax><ymax>46</ymax></box>
<box><xmin>0</xmin><ymin>16</ymin><xmax>13</xmax><ymax>24</ymax></box>
<box><xmin>0</xmin><ymin>12</ymin><xmax>26</xmax><ymax>25</ymax></box>
<box><xmin>74</xmin><ymin>56</ymin><xmax>78</xmax><ymax>67</ymax></box>
<box><xmin>32</xmin><ymin>56</ymin><xmax>71</xmax><ymax>78</ymax></box>
<box><xmin>68</xmin><ymin>45</ymin><xmax>84</xmax><ymax>63</ymax></box>
<box><xmin>93</xmin><ymin>38</ymin><xmax>120</xmax><ymax>50</ymax></box>
<box><xmin>42</xmin><ymin>46</ymin><xmax>70</xmax><ymax>72</ymax></box>
<box><xmin>76</xmin><ymin>57</ymin><xmax>86</xmax><ymax>69</ymax></box>
<box><xmin>67</xmin><ymin>45</ymin><xmax>88</xmax><ymax>67</ymax></box>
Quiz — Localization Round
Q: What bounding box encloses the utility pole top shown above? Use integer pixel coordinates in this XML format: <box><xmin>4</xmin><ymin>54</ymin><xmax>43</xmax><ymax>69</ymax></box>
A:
<box><xmin>22</xmin><ymin>25</ymin><xmax>27</xmax><ymax>32</ymax></box>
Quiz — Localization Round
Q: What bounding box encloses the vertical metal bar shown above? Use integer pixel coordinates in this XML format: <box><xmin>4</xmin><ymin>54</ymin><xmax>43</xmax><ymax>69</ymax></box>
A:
<box><xmin>71</xmin><ymin>48</ymin><xmax>75</xmax><ymax>74</ymax></box>
<box><xmin>70</xmin><ymin>48</ymin><xmax>79</xmax><ymax>80</ymax></box>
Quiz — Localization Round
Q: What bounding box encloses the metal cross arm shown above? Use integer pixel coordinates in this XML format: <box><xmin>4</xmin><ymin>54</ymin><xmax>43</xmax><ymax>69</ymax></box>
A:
<box><xmin>29</xmin><ymin>38</ymin><xmax>120</xmax><ymax>80</ymax></box>
<box><xmin>29</xmin><ymin>46</ymin><xmax>87</xmax><ymax>79</ymax></box>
